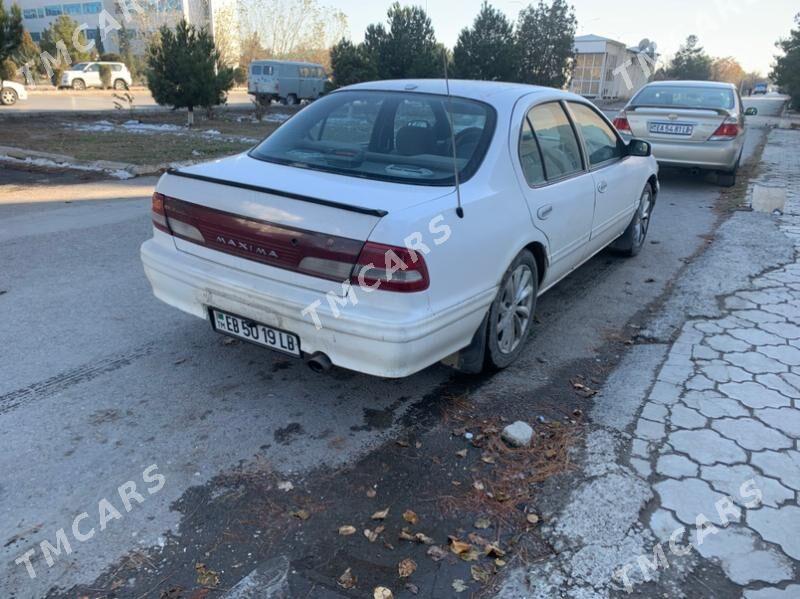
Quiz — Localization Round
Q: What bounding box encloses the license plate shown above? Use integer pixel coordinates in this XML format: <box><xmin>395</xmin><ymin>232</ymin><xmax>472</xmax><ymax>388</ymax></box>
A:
<box><xmin>649</xmin><ymin>122</ymin><xmax>693</xmax><ymax>136</ymax></box>
<box><xmin>211</xmin><ymin>309</ymin><xmax>301</xmax><ymax>357</ymax></box>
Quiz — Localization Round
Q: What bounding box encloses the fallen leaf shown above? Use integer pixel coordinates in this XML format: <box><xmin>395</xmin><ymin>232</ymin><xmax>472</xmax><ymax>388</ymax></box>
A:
<box><xmin>366</xmin><ymin>488</ymin><xmax>377</xmax><ymax>498</ymax></box>
<box><xmin>485</xmin><ymin>543</ymin><xmax>506</xmax><ymax>558</ymax></box>
<box><xmin>473</xmin><ymin>517</ymin><xmax>491</xmax><ymax>530</ymax></box>
<box><xmin>338</xmin><ymin>525</ymin><xmax>356</xmax><ymax>536</ymax></box>
<box><xmin>290</xmin><ymin>509</ymin><xmax>310</xmax><ymax>520</ymax></box>
<box><xmin>415</xmin><ymin>441</ymin><xmax>422</xmax><ymax>449</ymax></box>
<box><xmin>495</xmin><ymin>558</ymin><xmax>507</xmax><ymax>567</ymax></box>
<box><xmin>467</xmin><ymin>533</ymin><xmax>489</xmax><ymax>547</ymax></box>
<box><xmin>364</xmin><ymin>526</ymin><xmax>384</xmax><ymax>542</ymax></box>
<box><xmin>427</xmin><ymin>545</ymin><xmax>448</xmax><ymax>561</ymax></box>
<box><xmin>471</xmin><ymin>565</ymin><xmax>491</xmax><ymax>583</ymax></box>
<box><xmin>371</xmin><ymin>508</ymin><xmax>389</xmax><ymax>520</ymax></box>
<box><xmin>194</xmin><ymin>563</ymin><xmax>220</xmax><ymax>587</ymax></box>
<box><xmin>460</xmin><ymin>547</ymin><xmax>480</xmax><ymax>561</ymax></box>
<box><xmin>449</xmin><ymin>537</ymin><xmax>472</xmax><ymax>555</ymax></box>
<box><xmin>481</xmin><ymin>455</ymin><xmax>496</xmax><ymax>464</ymax></box>
<box><xmin>526</xmin><ymin>513</ymin><xmax>540</xmax><ymax>525</ymax></box>
<box><xmin>414</xmin><ymin>532</ymin><xmax>434</xmax><ymax>545</ymax></box>
<box><xmin>277</xmin><ymin>481</ymin><xmax>294</xmax><ymax>492</ymax></box>
<box><xmin>398</xmin><ymin>558</ymin><xmax>417</xmax><ymax>578</ymax></box>
<box><xmin>452</xmin><ymin>579</ymin><xmax>468</xmax><ymax>593</ymax></box>
<box><xmin>544</xmin><ymin>449</ymin><xmax>557</xmax><ymax>459</ymax></box>
<box><xmin>455</xmin><ymin>449</ymin><xmax>468</xmax><ymax>458</ymax></box>
<box><xmin>473</xmin><ymin>480</ymin><xmax>485</xmax><ymax>491</ymax></box>
<box><xmin>402</xmin><ymin>510</ymin><xmax>419</xmax><ymax>525</ymax></box>
<box><xmin>451</xmin><ymin>480</ymin><xmax>462</xmax><ymax>486</ymax></box>
<box><xmin>337</xmin><ymin>567</ymin><xmax>357</xmax><ymax>589</ymax></box>
<box><xmin>396</xmin><ymin>439</ymin><xmax>409</xmax><ymax>447</ymax></box>
<box><xmin>405</xmin><ymin>582</ymin><xmax>419</xmax><ymax>595</ymax></box>
<box><xmin>373</xmin><ymin>587</ymin><xmax>394</xmax><ymax>599</ymax></box>
<box><xmin>399</xmin><ymin>528</ymin><xmax>415</xmax><ymax>541</ymax></box>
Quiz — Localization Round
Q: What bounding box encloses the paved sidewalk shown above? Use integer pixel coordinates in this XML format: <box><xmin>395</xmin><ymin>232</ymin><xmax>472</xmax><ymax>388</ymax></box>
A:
<box><xmin>500</xmin><ymin>127</ymin><xmax>800</xmax><ymax>598</ymax></box>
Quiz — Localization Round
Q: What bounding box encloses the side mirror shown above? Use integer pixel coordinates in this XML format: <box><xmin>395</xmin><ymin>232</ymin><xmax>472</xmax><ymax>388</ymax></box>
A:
<box><xmin>628</xmin><ymin>138</ymin><xmax>652</xmax><ymax>157</ymax></box>
<box><xmin>745</xmin><ymin>107</ymin><xmax>758</xmax><ymax>116</ymax></box>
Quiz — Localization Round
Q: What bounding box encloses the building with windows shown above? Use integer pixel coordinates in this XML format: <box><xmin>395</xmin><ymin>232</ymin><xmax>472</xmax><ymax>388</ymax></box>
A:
<box><xmin>18</xmin><ymin>0</ymin><xmax>238</xmax><ymax>59</ymax></box>
<box><xmin>570</xmin><ymin>34</ymin><xmax>655</xmax><ymax>100</ymax></box>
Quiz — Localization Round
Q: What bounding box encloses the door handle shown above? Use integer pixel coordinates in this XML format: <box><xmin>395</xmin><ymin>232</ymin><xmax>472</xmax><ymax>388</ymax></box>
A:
<box><xmin>537</xmin><ymin>205</ymin><xmax>553</xmax><ymax>219</ymax></box>
<box><xmin>597</xmin><ymin>181</ymin><xmax>608</xmax><ymax>193</ymax></box>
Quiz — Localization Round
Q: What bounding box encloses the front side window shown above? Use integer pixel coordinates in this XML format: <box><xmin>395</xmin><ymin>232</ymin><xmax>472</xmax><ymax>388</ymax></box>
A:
<box><xmin>251</xmin><ymin>65</ymin><xmax>262</xmax><ymax>75</ymax></box>
<box><xmin>568</xmin><ymin>102</ymin><xmax>623</xmax><ymax>167</ymax></box>
<box><xmin>527</xmin><ymin>103</ymin><xmax>583</xmax><ymax>180</ymax></box>
<box><xmin>250</xmin><ymin>90</ymin><xmax>496</xmax><ymax>186</ymax></box>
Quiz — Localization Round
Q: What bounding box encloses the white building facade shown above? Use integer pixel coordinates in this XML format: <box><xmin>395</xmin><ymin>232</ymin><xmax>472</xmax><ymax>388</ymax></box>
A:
<box><xmin>570</xmin><ymin>34</ymin><xmax>655</xmax><ymax>100</ymax></box>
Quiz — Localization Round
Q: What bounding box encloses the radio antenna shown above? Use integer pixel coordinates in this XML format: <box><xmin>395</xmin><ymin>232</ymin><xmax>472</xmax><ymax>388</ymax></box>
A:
<box><xmin>442</xmin><ymin>49</ymin><xmax>464</xmax><ymax>219</ymax></box>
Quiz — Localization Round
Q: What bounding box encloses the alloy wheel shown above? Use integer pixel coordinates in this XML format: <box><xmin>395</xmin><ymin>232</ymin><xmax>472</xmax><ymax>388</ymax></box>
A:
<box><xmin>633</xmin><ymin>188</ymin><xmax>653</xmax><ymax>248</ymax></box>
<box><xmin>496</xmin><ymin>264</ymin><xmax>535</xmax><ymax>354</ymax></box>
<box><xmin>1</xmin><ymin>89</ymin><xmax>16</xmax><ymax>105</ymax></box>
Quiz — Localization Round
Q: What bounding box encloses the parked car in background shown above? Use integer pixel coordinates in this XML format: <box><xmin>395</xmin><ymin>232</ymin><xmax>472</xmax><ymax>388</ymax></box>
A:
<box><xmin>0</xmin><ymin>80</ymin><xmax>27</xmax><ymax>106</ymax></box>
<box><xmin>752</xmin><ymin>83</ymin><xmax>769</xmax><ymax>95</ymax></box>
<box><xmin>248</xmin><ymin>60</ymin><xmax>327</xmax><ymax>106</ymax></box>
<box><xmin>142</xmin><ymin>80</ymin><xmax>659</xmax><ymax>377</ymax></box>
<box><xmin>613</xmin><ymin>80</ymin><xmax>756</xmax><ymax>187</ymax></box>
<box><xmin>60</xmin><ymin>62</ymin><xmax>132</xmax><ymax>90</ymax></box>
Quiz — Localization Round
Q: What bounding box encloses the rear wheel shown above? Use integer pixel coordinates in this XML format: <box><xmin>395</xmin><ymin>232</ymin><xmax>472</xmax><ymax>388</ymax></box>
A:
<box><xmin>718</xmin><ymin>164</ymin><xmax>738</xmax><ymax>188</ymax></box>
<box><xmin>484</xmin><ymin>250</ymin><xmax>538</xmax><ymax>370</ymax></box>
<box><xmin>72</xmin><ymin>79</ymin><xmax>86</xmax><ymax>91</ymax></box>
<box><xmin>0</xmin><ymin>87</ymin><xmax>18</xmax><ymax>106</ymax></box>
<box><xmin>286</xmin><ymin>94</ymin><xmax>298</xmax><ymax>106</ymax></box>
<box><xmin>612</xmin><ymin>183</ymin><xmax>655</xmax><ymax>257</ymax></box>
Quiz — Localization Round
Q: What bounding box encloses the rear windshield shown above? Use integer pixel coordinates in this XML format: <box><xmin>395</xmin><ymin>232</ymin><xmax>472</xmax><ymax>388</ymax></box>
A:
<box><xmin>249</xmin><ymin>90</ymin><xmax>496</xmax><ymax>186</ymax></box>
<box><xmin>632</xmin><ymin>85</ymin><xmax>735</xmax><ymax>111</ymax></box>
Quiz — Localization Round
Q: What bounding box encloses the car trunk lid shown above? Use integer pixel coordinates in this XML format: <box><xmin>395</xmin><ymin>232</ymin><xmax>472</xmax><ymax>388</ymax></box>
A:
<box><xmin>626</xmin><ymin>106</ymin><xmax>731</xmax><ymax>143</ymax></box>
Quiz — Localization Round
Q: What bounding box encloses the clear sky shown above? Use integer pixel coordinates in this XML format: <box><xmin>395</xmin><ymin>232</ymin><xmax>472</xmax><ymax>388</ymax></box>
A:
<box><xmin>327</xmin><ymin>0</ymin><xmax>797</xmax><ymax>75</ymax></box>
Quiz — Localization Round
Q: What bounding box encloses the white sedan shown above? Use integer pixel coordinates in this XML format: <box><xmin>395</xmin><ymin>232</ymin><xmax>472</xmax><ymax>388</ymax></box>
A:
<box><xmin>141</xmin><ymin>80</ymin><xmax>659</xmax><ymax>378</ymax></box>
<box><xmin>1</xmin><ymin>80</ymin><xmax>27</xmax><ymax>106</ymax></box>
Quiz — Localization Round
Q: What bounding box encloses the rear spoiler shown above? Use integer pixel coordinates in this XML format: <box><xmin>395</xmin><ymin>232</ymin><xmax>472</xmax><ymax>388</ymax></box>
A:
<box><xmin>166</xmin><ymin>169</ymin><xmax>389</xmax><ymax>218</ymax></box>
<box><xmin>628</xmin><ymin>104</ymin><xmax>732</xmax><ymax>117</ymax></box>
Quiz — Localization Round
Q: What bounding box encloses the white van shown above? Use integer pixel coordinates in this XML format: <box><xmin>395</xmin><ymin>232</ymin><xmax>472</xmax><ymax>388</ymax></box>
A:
<box><xmin>248</xmin><ymin>60</ymin><xmax>327</xmax><ymax>106</ymax></box>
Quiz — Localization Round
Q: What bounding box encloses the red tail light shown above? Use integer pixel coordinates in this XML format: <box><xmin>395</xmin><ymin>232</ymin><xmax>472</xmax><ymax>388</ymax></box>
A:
<box><xmin>710</xmin><ymin>118</ymin><xmax>740</xmax><ymax>140</ymax></box>
<box><xmin>613</xmin><ymin>112</ymin><xmax>632</xmax><ymax>134</ymax></box>
<box><xmin>351</xmin><ymin>242</ymin><xmax>429</xmax><ymax>293</ymax></box>
<box><xmin>151</xmin><ymin>192</ymin><xmax>169</xmax><ymax>233</ymax></box>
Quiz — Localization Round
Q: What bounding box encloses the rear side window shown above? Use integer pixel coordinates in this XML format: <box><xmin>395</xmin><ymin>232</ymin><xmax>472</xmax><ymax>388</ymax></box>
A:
<box><xmin>528</xmin><ymin>103</ymin><xmax>583</xmax><ymax>180</ymax></box>
<box><xmin>632</xmin><ymin>85</ymin><xmax>735</xmax><ymax>111</ymax></box>
<box><xmin>567</xmin><ymin>102</ymin><xmax>623</xmax><ymax>167</ymax></box>
<box><xmin>519</xmin><ymin>119</ymin><xmax>545</xmax><ymax>185</ymax></box>
<box><xmin>251</xmin><ymin>65</ymin><xmax>262</xmax><ymax>75</ymax></box>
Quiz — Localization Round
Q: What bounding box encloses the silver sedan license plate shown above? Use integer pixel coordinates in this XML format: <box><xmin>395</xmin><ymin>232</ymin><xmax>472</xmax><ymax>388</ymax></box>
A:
<box><xmin>211</xmin><ymin>309</ymin><xmax>301</xmax><ymax>357</ymax></box>
<box><xmin>649</xmin><ymin>122</ymin><xmax>693</xmax><ymax>136</ymax></box>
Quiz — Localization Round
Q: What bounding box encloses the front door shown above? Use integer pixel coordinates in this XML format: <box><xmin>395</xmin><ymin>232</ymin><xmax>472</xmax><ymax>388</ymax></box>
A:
<box><xmin>512</xmin><ymin>101</ymin><xmax>596</xmax><ymax>288</ymax></box>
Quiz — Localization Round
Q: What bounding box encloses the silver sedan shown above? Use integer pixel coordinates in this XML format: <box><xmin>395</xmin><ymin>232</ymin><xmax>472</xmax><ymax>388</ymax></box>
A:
<box><xmin>613</xmin><ymin>81</ymin><xmax>757</xmax><ymax>186</ymax></box>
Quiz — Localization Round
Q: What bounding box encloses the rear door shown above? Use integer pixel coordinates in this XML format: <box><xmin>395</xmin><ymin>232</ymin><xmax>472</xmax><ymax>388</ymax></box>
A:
<box><xmin>84</xmin><ymin>64</ymin><xmax>101</xmax><ymax>87</ymax></box>
<box><xmin>512</xmin><ymin>101</ymin><xmax>596</xmax><ymax>287</ymax></box>
<box><xmin>566</xmin><ymin>101</ymin><xmax>640</xmax><ymax>249</ymax></box>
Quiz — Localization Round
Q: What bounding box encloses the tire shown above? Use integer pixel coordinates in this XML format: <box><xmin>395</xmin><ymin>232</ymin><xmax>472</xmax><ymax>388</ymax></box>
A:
<box><xmin>612</xmin><ymin>183</ymin><xmax>655</xmax><ymax>257</ymax></box>
<box><xmin>72</xmin><ymin>79</ymin><xmax>86</xmax><ymax>91</ymax></box>
<box><xmin>718</xmin><ymin>163</ymin><xmax>738</xmax><ymax>188</ymax></box>
<box><xmin>484</xmin><ymin>250</ymin><xmax>538</xmax><ymax>370</ymax></box>
<box><xmin>286</xmin><ymin>94</ymin><xmax>298</xmax><ymax>106</ymax></box>
<box><xmin>113</xmin><ymin>79</ymin><xmax>128</xmax><ymax>90</ymax></box>
<box><xmin>0</xmin><ymin>87</ymin><xmax>18</xmax><ymax>106</ymax></box>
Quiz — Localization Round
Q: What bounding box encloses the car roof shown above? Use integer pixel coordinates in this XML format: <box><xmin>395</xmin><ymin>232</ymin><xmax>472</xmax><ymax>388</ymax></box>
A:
<box><xmin>251</xmin><ymin>59</ymin><xmax>324</xmax><ymax>67</ymax></box>
<box><xmin>338</xmin><ymin>79</ymin><xmax>584</xmax><ymax>110</ymax></box>
<box><xmin>643</xmin><ymin>80</ymin><xmax>736</xmax><ymax>90</ymax></box>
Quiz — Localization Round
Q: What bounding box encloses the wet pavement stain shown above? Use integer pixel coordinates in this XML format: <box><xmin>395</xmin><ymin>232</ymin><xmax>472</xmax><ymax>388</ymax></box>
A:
<box><xmin>274</xmin><ymin>422</ymin><xmax>304</xmax><ymax>445</ymax></box>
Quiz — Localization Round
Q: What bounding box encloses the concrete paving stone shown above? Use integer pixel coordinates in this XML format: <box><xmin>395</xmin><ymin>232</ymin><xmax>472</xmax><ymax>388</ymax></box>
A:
<box><xmin>629</xmin><ymin>457</ymin><xmax>652</xmax><ymax>479</ymax></box>
<box><xmin>700</xmin><ymin>464</ymin><xmax>795</xmax><ymax>508</ymax></box>
<box><xmin>635</xmin><ymin>419</ymin><xmax>666</xmax><ymax>442</ymax></box>
<box><xmin>712</xmin><ymin>418</ymin><xmax>793</xmax><ymax>451</ymax></box>
<box><xmin>780</xmin><ymin>371</ymin><xmax>800</xmax><ymax>392</ymax></box>
<box><xmin>667</xmin><ymin>429</ymin><xmax>747</xmax><ymax>465</ymax></box>
<box><xmin>726</xmin><ymin>352</ymin><xmax>788</xmax><ymax>374</ymax></box>
<box><xmin>745</xmin><ymin>585</ymin><xmax>800</xmax><ymax>599</ymax></box>
<box><xmin>648</xmin><ymin>381</ymin><xmax>683</xmax><ymax>405</ymax></box>
<box><xmin>760</xmin><ymin>344</ymin><xmax>800</xmax><ymax>367</ymax></box>
<box><xmin>748</xmin><ymin>505</ymin><xmax>800</xmax><ymax>560</ymax></box>
<box><xmin>730</xmin><ymin>328</ymin><xmax>787</xmax><ymax>347</ymax></box>
<box><xmin>669</xmin><ymin>342</ymin><xmax>695</xmax><ymax>356</ymax></box>
<box><xmin>649</xmin><ymin>508</ymin><xmax>684</xmax><ymax>543</ymax></box>
<box><xmin>700</xmin><ymin>360</ymin><xmax>752</xmax><ymax>384</ymax></box>
<box><xmin>686</xmin><ymin>374</ymin><xmax>716</xmax><ymax>391</ymax></box>
<box><xmin>707</xmin><ymin>334</ymin><xmax>752</xmax><ymax>353</ymax></box>
<box><xmin>738</xmin><ymin>290</ymin><xmax>794</xmax><ymax>305</ymax></box>
<box><xmin>640</xmin><ymin>403</ymin><xmax>668</xmax><ymax>422</ymax></box>
<box><xmin>755</xmin><ymin>407</ymin><xmax>800</xmax><ymax>438</ymax></box>
<box><xmin>762</xmin><ymin>303</ymin><xmax>800</xmax><ymax>320</ymax></box>
<box><xmin>719</xmin><ymin>381</ymin><xmax>792</xmax><ymax>409</ymax></box>
<box><xmin>718</xmin><ymin>315</ymin><xmax>761</xmax><ymax>330</ymax></box>
<box><xmin>692</xmin><ymin>526</ymin><xmax>794</xmax><ymax>586</ymax></box>
<box><xmin>725</xmin><ymin>296</ymin><xmax>759</xmax><ymax>310</ymax></box>
<box><xmin>669</xmin><ymin>405</ymin><xmax>707</xmax><ymax>429</ymax></box>
<box><xmin>734</xmin><ymin>310</ymin><xmax>787</xmax><ymax>325</ymax></box>
<box><xmin>751</xmin><ymin>450</ymin><xmax>800</xmax><ymax>491</ymax></box>
<box><xmin>692</xmin><ymin>344</ymin><xmax>720</xmax><ymax>361</ymax></box>
<box><xmin>695</xmin><ymin>321</ymin><xmax>723</xmax><ymax>335</ymax></box>
<box><xmin>755</xmin><ymin>373</ymin><xmax>800</xmax><ymax>398</ymax></box>
<box><xmin>656</xmin><ymin>454</ymin><xmax>699</xmax><ymax>478</ymax></box>
<box><xmin>682</xmin><ymin>390</ymin><xmax>750</xmax><ymax>419</ymax></box>
<box><xmin>631</xmin><ymin>438</ymin><xmax>650</xmax><ymax>458</ymax></box>
<box><xmin>654</xmin><ymin>478</ymin><xmax>740</xmax><ymax>526</ymax></box>
<box><xmin>657</xmin><ymin>363</ymin><xmax>695</xmax><ymax>385</ymax></box>
<box><xmin>676</xmin><ymin>327</ymin><xmax>705</xmax><ymax>346</ymax></box>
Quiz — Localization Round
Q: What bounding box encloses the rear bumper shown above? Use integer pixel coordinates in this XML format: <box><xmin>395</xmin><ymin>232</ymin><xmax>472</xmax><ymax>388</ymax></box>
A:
<box><xmin>650</xmin><ymin>137</ymin><xmax>743</xmax><ymax>171</ymax></box>
<box><xmin>140</xmin><ymin>238</ymin><xmax>493</xmax><ymax>378</ymax></box>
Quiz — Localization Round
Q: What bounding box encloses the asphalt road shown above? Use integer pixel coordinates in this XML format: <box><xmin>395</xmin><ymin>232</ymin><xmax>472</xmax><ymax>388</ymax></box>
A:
<box><xmin>0</xmin><ymin>106</ymin><xmax>781</xmax><ymax>596</ymax></box>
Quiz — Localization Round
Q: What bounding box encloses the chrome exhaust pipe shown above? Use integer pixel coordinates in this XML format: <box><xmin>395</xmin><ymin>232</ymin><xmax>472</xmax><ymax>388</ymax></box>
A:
<box><xmin>307</xmin><ymin>352</ymin><xmax>332</xmax><ymax>373</ymax></box>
